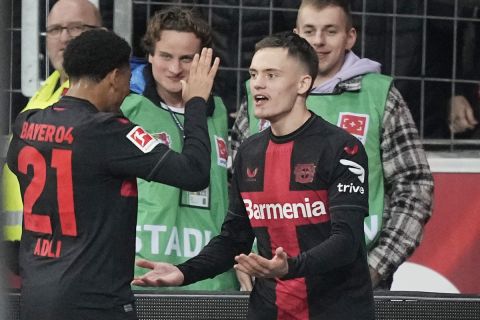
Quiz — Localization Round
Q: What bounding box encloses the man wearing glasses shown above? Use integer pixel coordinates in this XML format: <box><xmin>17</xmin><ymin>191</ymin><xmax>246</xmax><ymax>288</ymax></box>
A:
<box><xmin>28</xmin><ymin>0</ymin><xmax>102</xmax><ymax>111</ymax></box>
<box><xmin>2</xmin><ymin>0</ymin><xmax>101</xmax><ymax>279</ymax></box>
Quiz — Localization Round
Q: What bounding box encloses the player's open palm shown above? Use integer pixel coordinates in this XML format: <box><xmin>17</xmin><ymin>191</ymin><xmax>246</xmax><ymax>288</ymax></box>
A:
<box><xmin>181</xmin><ymin>47</ymin><xmax>220</xmax><ymax>102</ymax></box>
<box><xmin>234</xmin><ymin>247</ymin><xmax>288</xmax><ymax>278</ymax></box>
<box><xmin>132</xmin><ymin>259</ymin><xmax>184</xmax><ymax>287</ymax></box>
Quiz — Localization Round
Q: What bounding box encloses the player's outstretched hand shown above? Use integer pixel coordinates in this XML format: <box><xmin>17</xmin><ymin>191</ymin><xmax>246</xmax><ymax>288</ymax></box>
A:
<box><xmin>234</xmin><ymin>247</ymin><xmax>288</xmax><ymax>279</ymax></box>
<box><xmin>181</xmin><ymin>47</ymin><xmax>220</xmax><ymax>102</ymax></box>
<box><xmin>131</xmin><ymin>259</ymin><xmax>184</xmax><ymax>287</ymax></box>
<box><xmin>235</xmin><ymin>269</ymin><xmax>254</xmax><ymax>291</ymax></box>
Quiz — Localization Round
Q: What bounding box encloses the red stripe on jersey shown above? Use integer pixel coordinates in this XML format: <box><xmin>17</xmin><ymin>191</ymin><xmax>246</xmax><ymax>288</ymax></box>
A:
<box><xmin>120</xmin><ymin>179</ymin><xmax>138</xmax><ymax>197</ymax></box>
<box><xmin>241</xmin><ymin>140</ymin><xmax>330</xmax><ymax>320</ymax></box>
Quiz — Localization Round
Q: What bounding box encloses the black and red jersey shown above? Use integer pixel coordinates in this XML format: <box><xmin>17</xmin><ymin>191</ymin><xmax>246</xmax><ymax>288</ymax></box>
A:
<box><xmin>178</xmin><ymin>114</ymin><xmax>375</xmax><ymax>320</ymax></box>
<box><xmin>6</xmin><ymin>96</ymin><xmax>210</xmax><ymax>320</ymax></box>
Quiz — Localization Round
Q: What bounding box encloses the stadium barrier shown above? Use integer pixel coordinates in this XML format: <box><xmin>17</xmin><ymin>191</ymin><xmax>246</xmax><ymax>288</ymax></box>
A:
<box><xmin>7</xmin><ymin>290</ymin><xmax>480</xmax><ymax>319</ymax></box>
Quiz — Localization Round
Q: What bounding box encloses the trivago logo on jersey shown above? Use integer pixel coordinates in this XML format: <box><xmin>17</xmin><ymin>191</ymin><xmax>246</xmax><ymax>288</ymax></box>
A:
<box><xmin>337</xmin><ymin>182</ymin><xmax>365</xmax><ymax>194</ymax></box>
<box><xmin>340</xmin><ymin>159</ymin><xmax>365</xmax><ymax>183</ymax></box>
<box><xmin>338</xmin><ymin>112</ymin><xmax>369</xmax><ymax>144</ymax></box>
<box><xmin>337</xmin><ymin>159</ymin><xmax>365</xmax><ymax>194</ymax></box>
<box><xmin>215</xmin><ymin>135</ymin><xmax>228</xmax><ymax>168</ymax></box>
<box><xmin>127</xmin><ymin>126</ymin><xmax>161</xmax><ymax>153</ymax></box>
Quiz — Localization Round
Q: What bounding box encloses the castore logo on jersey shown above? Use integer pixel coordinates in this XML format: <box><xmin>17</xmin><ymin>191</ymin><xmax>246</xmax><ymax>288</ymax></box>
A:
<box><xmin>344</xmin><ymin>144</ymin><xmax>359</xmax><ymax>155</ymax></box>
<box><xmin>246</xmin><ymin>167</ymin><xmax>258</xmax><ymax>178</ymax></box>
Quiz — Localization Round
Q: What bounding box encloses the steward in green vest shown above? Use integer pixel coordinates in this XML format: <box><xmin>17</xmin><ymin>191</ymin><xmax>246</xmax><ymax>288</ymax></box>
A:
<box><xmin>122</xmin><ymin>61</ymin><xmax>238</xmax><ymax>291</ymax></box>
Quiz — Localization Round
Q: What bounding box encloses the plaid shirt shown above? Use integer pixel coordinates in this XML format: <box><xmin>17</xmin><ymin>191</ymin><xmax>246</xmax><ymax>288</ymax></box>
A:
<box><xmin>231</xmin><ymin>75</ymin><xmax>434</xmax><ymax>281</ymax></box>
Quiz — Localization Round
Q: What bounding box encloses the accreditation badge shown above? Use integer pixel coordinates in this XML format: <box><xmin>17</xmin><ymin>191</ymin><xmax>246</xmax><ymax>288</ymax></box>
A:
<box><xmin>180</xmin><ymin>187</ymin><xmax>210</xmax><ymax>209</ymax></box>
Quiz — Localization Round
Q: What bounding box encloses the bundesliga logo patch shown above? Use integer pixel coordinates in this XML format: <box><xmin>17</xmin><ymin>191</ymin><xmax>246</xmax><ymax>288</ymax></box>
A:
<box><xmin>215</xmin><ymin>135</ymin><xmax>228</xmax><ymax>167</ymax></box>
<box><xmin>126</xmin><ymin>126</ymin><xmax>161</xmax><ymax>153</ymax></box>
<box><xmin>338</xmin><ymin>112</ymin><xmax>369</xmax><ymax>144</ymax></box>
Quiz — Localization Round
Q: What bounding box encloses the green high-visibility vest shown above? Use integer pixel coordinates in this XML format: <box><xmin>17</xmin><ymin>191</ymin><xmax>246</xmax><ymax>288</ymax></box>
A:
<box><xmin>246</xmin><ymin>73</ymin><xmax>392</xmax><ymax>247</ymax></box>
<box><xmin>121</xmin><ymin>94</ymin><xmax>238</xmax><ymax>290</ymax></box>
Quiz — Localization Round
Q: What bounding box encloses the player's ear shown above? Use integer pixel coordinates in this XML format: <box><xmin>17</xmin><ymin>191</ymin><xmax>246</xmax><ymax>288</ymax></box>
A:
<box><xmin>346</xmin><ymin>27</ymin><xmax>357</xmax><ymax>50</ymax></box>
<box><xmin>104</xmin><ymin>68</ymin><xmax>118</xmax><ymax>87</ymax></box>
<box><xmin>297</xmin><ymin>74</ymin><xmax>312</xmax><ymax>95</ymax></box>
<box><xmin>108</xmin><ymin>68</ymin><xmax>124</xmax><ymax>90</ymax></box>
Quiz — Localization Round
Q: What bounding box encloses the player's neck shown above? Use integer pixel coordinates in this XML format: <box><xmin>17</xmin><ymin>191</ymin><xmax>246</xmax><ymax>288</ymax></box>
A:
<box><xmin>66</xmin><ymin>80</ymin><xmax>109</xmax><ymax>112</ymax></box>
<box><xmin>270</xmin><ymin>101</ymin><xmax>311</xmax><ymax>137</ymax></box>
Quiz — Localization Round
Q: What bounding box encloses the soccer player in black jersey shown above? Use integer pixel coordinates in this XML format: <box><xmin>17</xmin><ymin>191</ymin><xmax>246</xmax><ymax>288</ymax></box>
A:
<box><xmin>7</xmin><ymin>29</ymin><xmax>219</xmax><ymax>320</ymax></box>
<box><xmin>133</xmin><ymin>32</ymin><xmax>375</xmax><ymax>320</ymax></box>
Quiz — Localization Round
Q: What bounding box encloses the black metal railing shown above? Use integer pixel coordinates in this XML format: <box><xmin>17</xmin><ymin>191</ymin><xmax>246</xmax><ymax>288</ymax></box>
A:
<box><xmin>6</xmin><ymin>290</ymin><xmax>480</xmax><ymax>320</ymax></box>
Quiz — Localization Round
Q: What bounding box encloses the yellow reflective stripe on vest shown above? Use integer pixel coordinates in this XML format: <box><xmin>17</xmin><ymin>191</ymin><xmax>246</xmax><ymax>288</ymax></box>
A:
<box><xmin>3</xmin><ymin>211</ymin><xmax>22</xmax><ymax>240</ymax></box>
<box><xmin>3</xmin><ymin>210</ymin><xmax>22</xmax><ymax>226</ymax></box>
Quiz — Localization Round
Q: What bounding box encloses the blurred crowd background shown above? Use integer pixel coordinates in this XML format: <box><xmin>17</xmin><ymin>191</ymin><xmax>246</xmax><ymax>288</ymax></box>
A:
<box><xmin>1</xmin><ymin>0</ymin><xmax>480</xmax><ymax>146</ymax></box>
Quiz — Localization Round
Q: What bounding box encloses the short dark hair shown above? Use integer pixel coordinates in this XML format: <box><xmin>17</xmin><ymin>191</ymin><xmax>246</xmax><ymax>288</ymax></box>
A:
<box><xmin>142</xmin><ymin>7</ymin><xmax>212</xmax><ymax>55</ymax></box>
<box><xmin>63</xmin><ymin>29</ymin><xmax>131</xmax><ymax>82</ymax></box>
<box><xmin>299</xmin><ymin>0</ymin><xmax>353</xmax><ymax>29</ymax></box>
<box><xmin>255</xmin><ymin>31</ymin><xmax>318</xmax><ymax>91</ymax></box>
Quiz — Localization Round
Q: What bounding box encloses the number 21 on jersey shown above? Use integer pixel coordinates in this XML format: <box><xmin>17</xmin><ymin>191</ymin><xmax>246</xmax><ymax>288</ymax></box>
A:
<box><xmin>18</xmin><ymin>146</ymin><xmax>77</xmax><ymax>237</ymax></box>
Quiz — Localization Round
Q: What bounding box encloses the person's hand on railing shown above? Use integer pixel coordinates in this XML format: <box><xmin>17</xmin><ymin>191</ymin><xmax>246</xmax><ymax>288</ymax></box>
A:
<box><xmin>449</xmin><ymin>95</ymin><xmax>478</xmax><ymax>134</ymax></box>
